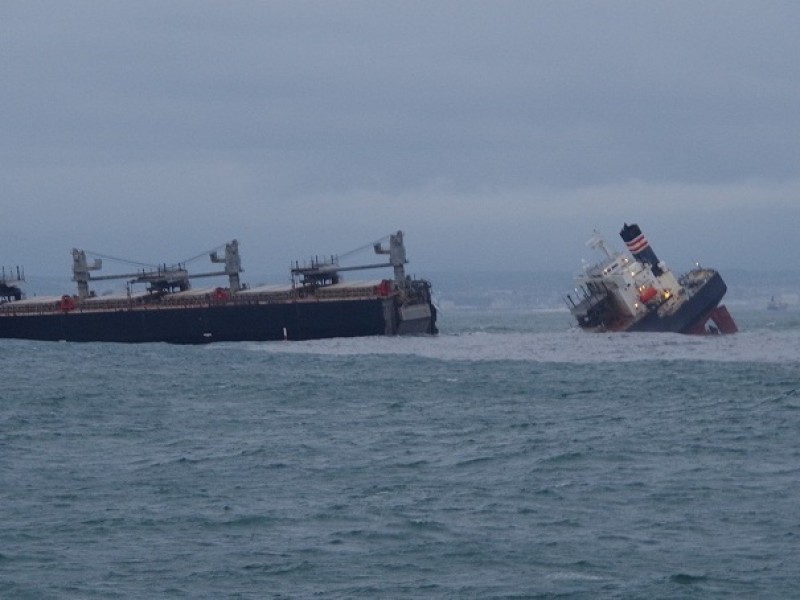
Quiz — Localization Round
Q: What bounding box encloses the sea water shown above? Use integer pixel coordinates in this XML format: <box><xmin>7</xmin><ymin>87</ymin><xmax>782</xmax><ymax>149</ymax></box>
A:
<box><xmin>2</xmin><ymin>307</ymin><xmax>799</xmax><ymax>598</ymax></box>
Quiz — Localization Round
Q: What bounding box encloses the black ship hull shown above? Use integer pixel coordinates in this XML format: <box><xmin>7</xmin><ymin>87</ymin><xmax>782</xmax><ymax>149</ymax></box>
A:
<box><xmin>570</xmin><ymin>270</ymin><xmax>734</xmax><ymax>334</ymax></box>
<box><xmin>0</xmin><ymin>298</ymin><xmax>437</xmax><ymax>344</ymax></box>
<box><xmin>626</xmin><ymin>270</ymin><xmax>729</xmax><ymax>334</ymax></box>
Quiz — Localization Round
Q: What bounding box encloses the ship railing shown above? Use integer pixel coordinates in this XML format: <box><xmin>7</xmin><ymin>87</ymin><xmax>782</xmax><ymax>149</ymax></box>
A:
<box><xmin>79</xmin><ymin>296</ymin><xmax>151</xmax><ymax>311</ymax></box>
<box><xmin>312</xmin><ymin>280</ymin><xmax>392</xmax><ymax>300</ymax></box>
<box><xmin>565</xmin><ymin>281</ymin><xmax>610</xmax><ymax>311</ymax></box>
<box><xmin>679</xmin><ymin>267</ymin><xmax>714</xmax><ymax>288</ymax></box>
<box><xmin>315</xmin><ymin>287</ymin><xmax>380</xmax><ymax>300</ymax></box>
<box><xmin>160</xmin><ymin>290</ymin><xmax>300</xmax><ymax>307</ymax></box>
<box><xmin>0</xmin><ymin>300</ymin><xmax>60</xmax><ymax>316</ymax></box>
<box><xmin>234</xmin><ymin>292</ymin><xmax>295</xmax><ymax>304</ymax></box>
<box><xmin>161</xmin><ymin>295</ymin><xmax>209</xmax><ymax>307</ymax></box>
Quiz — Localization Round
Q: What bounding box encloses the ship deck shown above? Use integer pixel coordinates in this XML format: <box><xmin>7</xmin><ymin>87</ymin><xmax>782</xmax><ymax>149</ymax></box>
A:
<box><xmin>0</xmin><ymin>280</ymin><xmax>392</xmax><ymax>317</ymax></box>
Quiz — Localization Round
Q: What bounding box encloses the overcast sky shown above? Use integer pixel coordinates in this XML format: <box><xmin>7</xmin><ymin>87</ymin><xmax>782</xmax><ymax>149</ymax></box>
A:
<box><xmin>2</xmin><ymin>1</ymin><xmax>800</xmax><ymax>281</ymax></box>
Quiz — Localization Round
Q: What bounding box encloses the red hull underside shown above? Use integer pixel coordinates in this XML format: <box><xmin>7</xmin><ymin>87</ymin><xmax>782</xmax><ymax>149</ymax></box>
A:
<box><xmin>685</xmin><ymin>305</ymin><xmax>738</xmax><ymax>335</ymax></box>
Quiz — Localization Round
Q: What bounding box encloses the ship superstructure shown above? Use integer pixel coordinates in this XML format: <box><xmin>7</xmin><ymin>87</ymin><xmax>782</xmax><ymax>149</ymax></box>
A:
<box><xmin>566</xmin><ymin>223</ymin><xmax>737</xmax><ymax>334</ymax></box>
<box><xmin>0</xmin><ymin>231</ymin><xmax>437</xmax><ymax>343</ymax></box>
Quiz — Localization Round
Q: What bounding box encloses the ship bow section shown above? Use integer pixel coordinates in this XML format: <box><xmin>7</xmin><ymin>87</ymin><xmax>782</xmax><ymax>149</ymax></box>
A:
<box><xmin>677</xmin><ymin>269</ymin><xmax>737</xmax><ymax>334</ymax></box>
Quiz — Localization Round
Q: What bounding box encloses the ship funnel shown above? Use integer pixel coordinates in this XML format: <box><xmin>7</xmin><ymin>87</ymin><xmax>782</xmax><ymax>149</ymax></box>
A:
<box><xmin>619</xmin><ymin>223</ymin><xmax>663</xmax><ymax>277</ymax></box>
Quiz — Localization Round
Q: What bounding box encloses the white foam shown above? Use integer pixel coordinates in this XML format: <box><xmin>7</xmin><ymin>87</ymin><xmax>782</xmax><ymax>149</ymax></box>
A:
<box><xmin>217</xmin><ymin>327</ymin><xmax>800</xmax><ymax>364</ymax></box>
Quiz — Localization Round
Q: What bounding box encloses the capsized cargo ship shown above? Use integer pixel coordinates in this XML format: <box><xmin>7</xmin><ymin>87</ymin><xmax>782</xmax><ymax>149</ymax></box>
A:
<box><xmin>565</xmin><ymin>223</ymin><xmax>737</xmax><ymax>334</ymax></box>
<box><xmin>0</xmin><ymin>231</ymin><xmax>437</xmax><ymax>344</ymax></box>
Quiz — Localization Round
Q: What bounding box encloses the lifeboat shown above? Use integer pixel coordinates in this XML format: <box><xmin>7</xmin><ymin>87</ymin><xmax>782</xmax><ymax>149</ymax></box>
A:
<box><xmin>638</xmin><ymin>287</ymin><xmax>658</xmax><ymax>304</ymax></box>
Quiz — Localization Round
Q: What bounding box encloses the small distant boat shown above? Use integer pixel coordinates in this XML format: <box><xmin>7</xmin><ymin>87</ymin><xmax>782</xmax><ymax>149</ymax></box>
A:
<box><xmin>767</xmin><ymin>296</ymin><xmax>789</xmax><ymax>311</ymax></box>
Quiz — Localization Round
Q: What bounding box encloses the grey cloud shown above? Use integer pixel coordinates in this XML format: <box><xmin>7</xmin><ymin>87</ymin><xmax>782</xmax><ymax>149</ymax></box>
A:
<box><xmin>2</xmin><ymin>1</ymin><xmax>800</xmax><ymax>275</ymax></box>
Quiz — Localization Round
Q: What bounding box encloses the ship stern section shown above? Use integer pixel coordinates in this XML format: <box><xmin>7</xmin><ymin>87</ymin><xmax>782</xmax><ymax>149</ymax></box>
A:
<box><xmin>394</xmin><ymin>278</ymin><xmax>438</xmax><ymax>335</ymax></box>
<box><xmin>568</xmin><ymin>223</ymin><xmax>737</xmax><ymax>335</ymax></box>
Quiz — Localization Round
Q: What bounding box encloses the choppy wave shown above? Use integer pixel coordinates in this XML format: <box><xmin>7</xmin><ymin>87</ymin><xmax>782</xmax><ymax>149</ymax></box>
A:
<box><xmin>5</xmin><ymin>306</ymin><xmax>800</xmax><ymax>599</ymax></box>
